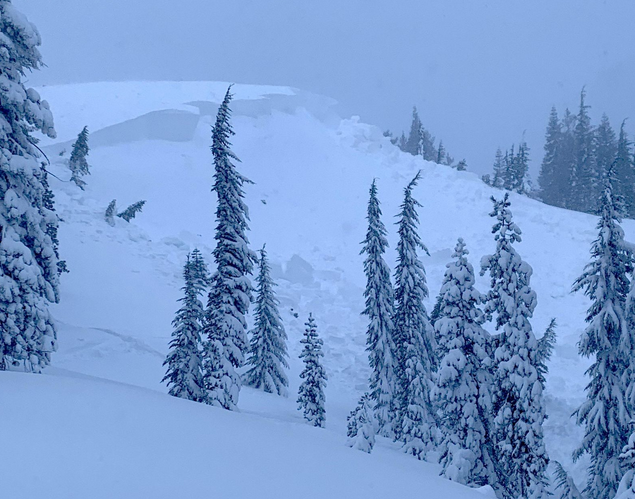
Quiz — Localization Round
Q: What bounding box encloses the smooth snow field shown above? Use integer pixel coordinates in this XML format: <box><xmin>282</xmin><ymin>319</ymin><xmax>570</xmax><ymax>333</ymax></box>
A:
<box><xmin>3</xmin><ymin>80</ymin><xmax>622</xmax><ymax>498</ymax></box>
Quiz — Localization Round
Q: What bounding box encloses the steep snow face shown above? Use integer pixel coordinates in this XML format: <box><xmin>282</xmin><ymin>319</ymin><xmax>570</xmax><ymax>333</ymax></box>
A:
<box><xmin>21</xmin><ymin>80</ymin><xmax>629</xmax><ymax>493</ymax></box>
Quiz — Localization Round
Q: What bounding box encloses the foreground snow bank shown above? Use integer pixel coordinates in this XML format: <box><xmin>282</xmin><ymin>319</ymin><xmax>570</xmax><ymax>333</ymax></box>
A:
<box><xmin>1</xmin><ymin>371</ymin><xmax>492</xmax><ymax>499</ymax></box>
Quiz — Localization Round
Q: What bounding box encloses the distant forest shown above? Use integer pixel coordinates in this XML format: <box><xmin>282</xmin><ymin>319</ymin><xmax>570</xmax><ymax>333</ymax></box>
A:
<box><xmin>392</xmin><ymin>89</ymin><xmax>635</xmax><ymax>218</ymax></box>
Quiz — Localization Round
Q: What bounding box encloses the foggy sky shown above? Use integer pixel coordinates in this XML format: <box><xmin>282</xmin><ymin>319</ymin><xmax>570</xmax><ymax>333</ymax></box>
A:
<box><xmin>15</xmin><ymin>0</ymin><xmax>635</xmax><ymax>176</ymax></box>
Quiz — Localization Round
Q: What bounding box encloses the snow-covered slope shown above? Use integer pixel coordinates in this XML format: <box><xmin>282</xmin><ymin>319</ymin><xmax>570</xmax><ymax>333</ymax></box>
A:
<box><xmin>2</xmin><ymin>370</ymin><xmax>492</xmax><ymax>499</ymax></box>
<box><xmin>3</xmin><ymin>80</ymin><xmax>619</xmax><ymax>496</ymax></box>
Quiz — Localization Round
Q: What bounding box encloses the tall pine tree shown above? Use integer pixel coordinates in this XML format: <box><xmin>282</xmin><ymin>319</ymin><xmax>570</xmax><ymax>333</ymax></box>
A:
<box><xmin>614</xmin><ymin>121</ymin><xmax>635</xmax><ymax>218</ymax></box>
<box><xmin>481</xmin><ymin>194</ymin><xmax>549</xmax><ymax>499</ymax></box>
<box><xmin>68</xmin><ymin>126</ymin><xmax>89</xmax><ymax>190</ymax></box>
<box><xmin>0</xmin><ymin>1</ymin><xmax>59</xmax><ymax>372</ymax></box>
<box><xmin>202</xmin><ymin>86</ymin><xmax>255</xmax><ymax>410</ymax></box>
<box><xmin>571</xmin><ymin>88</ymin><xmax>597</xmax><ymax>213</ymax></box>
<box><xmin>162</xmin><ymin>250</ymin><xmax>209</xmax><ymax>401</ymax></box>
<box><xmin>572</xmin><ymin>165</ymin><xmax>633</xmax><ymax>499</ymax></box>
<box><xmin>297</xmin><ymin>313</ymin><xmax>327</xmax><ymax>427</ymax></box>
<box><xmin>561</xmin><ymin>108</ymin><xmax>578</xmax><ymax>209</ymax></box>
<box><xmin>244</xmin><ymin>246</ymin><xmax>289</xmax><ymax>396</ymax></box>
<box><xmin>538</xmin><ymin>107</ymin><xmax>564</xmax><ymax>206</ymax></box>
<box><xmin>361</xmin><ymin>179</ymin><xmax>398</xmax><ymax>436</ymax></box>
<box><xmin>405</xmin><ymin>107</ymin><xmax>423</xmax><ymax>156</ymax></box>
<box><xmin>596</xmin><ymin>114</ymin><xmax>617</xmax><ymax>176</ymax></box>
<box><xmin>393</xmin><ymin>171</ymin><xmax>437</xmax><ymax>458</ymax></box>
<box><xmin>434</xmin><ymin>239</ymin><xmax>497</xmax><ymax>488</ymax></box>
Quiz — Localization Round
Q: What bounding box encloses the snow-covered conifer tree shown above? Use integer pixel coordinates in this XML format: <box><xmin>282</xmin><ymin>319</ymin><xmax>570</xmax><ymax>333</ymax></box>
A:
<box><xmin>536</xmin><ymin>318</ymin><xmax>557</xmax><ymax>390</ymax></box>
<box><xmin>0</xmin><ymin>1</ymin><xmax>59</xmax><ymax>372</ymax></box>
<box><xmin>347</xmin><ymin>392</ymin><xmax>376</xmax><ymax>453</ymax></box>
<box><xmin>68</xmin><ymin>126</ymin><xmax>89</xmax><ymax>189</ymax></box>
<box><xmin>117</xmin><ymin>200</ymin><xmax>146</xmax><ymax>222</ymax></box>
<box><xmin>297</xmin><ymin>313</ymin><xmax>327</xmax><ymax>427</ymax></box>
<box><xmin>398</xmin><ymin>132</ymin><xmax>407</xmax><ymax>152</ymax></box>
<box><xmin>561</xmin><ymin>108</ymin><xmax>578</xmax><ymax>210</ymax></box>
<box><xmin>615</xmin><ymin>432</ymin><xmax>635</xmax><ymax>499</ymax></box>
<box><xmin>105</xmin><ymin>199</ymin><xmax>117</xmax><ymax>226</ymax></box>
<box><xmin>405</xmin><ymin>107</ymin><xmax>423</xmax><ymax>156</ymax></box>
<box><xmin>572</xmin><ymin>165</ymin><xmax>633</xmax><ymax>499</ymax></box>
<box><xmin>481</xmin><ymin>194</ymin><xmax>549</xmax><ymax>499</ymax></box>
<box><xmin>455</xmin><ymin>159</ymin><xmax>467</xmax><ymax>171</ymax></box>
<box><xmin>437</xmin><ymin>141</ymin><xmax>446</xmax><ymax>164</ymax></box>
<box><xmin>571</xmin><ymin>88</ymin><xmax>597</xmax><ymax>213</ymax></box>
<box><xmin>361</xmin><ymin>179</ymin><xmax>398</xmax><ymax>435</ymax></box>
<box><xmin>420</xmin><ymin>128</ymin><xmax>437</xmax><ymax>162</ymax></box>
<box><xmin>393</xmin><ymin>171</ymin><xmax>437</xmax><ymax>458</ymax></box>
<box><xmin>434</xmin><ymin>238</ymin><xmax>496</xmax><ymax>487</ymax></box>
<box><xmin>595</xmin><ymin>114</ymin><xmax>617</xmax><ymax>183</ymax></box>
<box><xmin>538</xmin><ymin>107</ymin><xmax>564</xmax><ymax>207</ymax></box>
<box><xmin>162</xmin><ymin>250</ymin><xmax>209</xmax><ymax>401</ymax></box>
<box><xmin>202</xmin><ymin>86</ymin><xmax>255</xmax><ymax>410</ymax></box>
<box><xmin>492</xmin><ymin>148</ymin><xmax>506</xmax><ymax>189</ymax></box>
<box><xmin>244</xmin><ymin>246</ymin><xmax>289</xmax><ymax>396</ymax></box>
<box><xmin>553</xmin><ymin>461</ymin><xmax>584</xmax><ymax>499</ymax></box>
<box><xmin>41</xmin><ymin>166</ymin><xmax>67</xmax><ymax>275</ymax></box>
<box><xmin>624</xmin><ymin>269</ymin><xmax>635</xmax><ymax>417</ymax></box>
<box><xmin>614</xmin><ymin>121</ymin><xmax>635</xmax><ymax>218</ymax></box>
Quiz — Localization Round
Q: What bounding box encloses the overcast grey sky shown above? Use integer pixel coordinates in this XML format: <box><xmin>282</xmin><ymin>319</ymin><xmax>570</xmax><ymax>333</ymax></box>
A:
<box><xmin>16</xmin><ymin>0</ymin><xmax>635</xmax><ymax>176</ymax></box>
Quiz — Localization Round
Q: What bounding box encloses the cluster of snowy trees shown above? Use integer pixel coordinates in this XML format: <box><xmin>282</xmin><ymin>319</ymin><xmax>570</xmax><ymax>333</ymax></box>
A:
<box><xmin>162</xmin><ymin>87</ymin><xmax>327</xmax><ymax>426</ymax></box>
<box><xmin>104</xmin><ymin>199</ymin><xmax>146</xmax><ymax>225</ymax></box>
<box><xmin>386</xmin><ymin>107</ymin><xmax>467</xmax><ymax>170</ymax></box>
<box><xmin>538</xmin><ymin>89</ymin><xmax>635</xmax><ymax>217</ymax></box>
<box><xmin>347</xmin><ymin>163</ymin><xmax>635</xmax><ymax>499</ymax></box>
<box><xmin>483</xmin><ymin>142</ymin><xmax>531</xmax><ymax>194</ymax></box>
<box><xmin>348</xmin><ymin>175</ymin><xmax>552</xmax><ymax>499</ymax></box>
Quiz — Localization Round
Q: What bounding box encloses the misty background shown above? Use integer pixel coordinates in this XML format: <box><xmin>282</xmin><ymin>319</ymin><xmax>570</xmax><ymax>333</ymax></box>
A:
<box><xmin>16</xmin><ymin>0</ymin><xmax>635</xmax><ymax>177</ymax></box>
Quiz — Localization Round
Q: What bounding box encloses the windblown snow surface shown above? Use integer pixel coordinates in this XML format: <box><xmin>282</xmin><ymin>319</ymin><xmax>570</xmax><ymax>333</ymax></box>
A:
<box><xmin>1</xmin><ymin>80</ymin><xmax>618</xmax><ymax>498</ymax></box>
